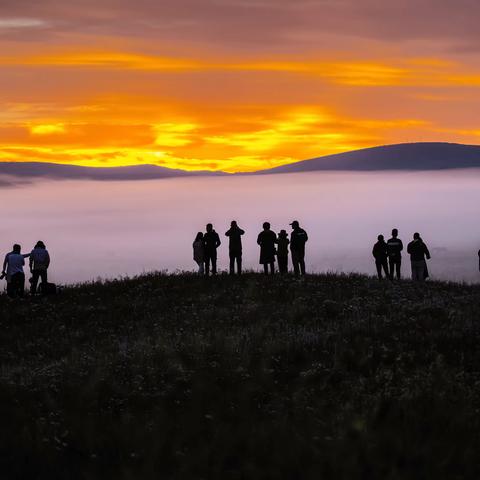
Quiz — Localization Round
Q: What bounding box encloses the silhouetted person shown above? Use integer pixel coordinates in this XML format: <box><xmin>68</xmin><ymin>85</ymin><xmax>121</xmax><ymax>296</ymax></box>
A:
<box><xmin>225</xmin><ymin>220</ymin><xmax>245</xmax><ymax>275</ymax></box>
<box><xmin>257</xmin><ymin>222</ymin><xmax>277</xmax><ymax>275</ymax></box>
<box><xmin>387</xmin><ymin>228</ymin><xmax>403</xmax><ymax>280</ymax></box>
<box><xmin>29</xmin><ymin>241</ymin><xmax>50</xmax><ymax>294</ymax></box>
<box><xmin>2</xmin><ymin>244</ymin><xmax>30</xmax><ymax>298</ymax></box>
<box><xmin>372</xmin><ymin>235</ymin><xmax>389</xmax><ymax>280</ymax></box>
<box><xmin>290</xmin><ymin>220</ymin><xmax>308</xmax><ymax>276</ymax></box>
<box><xmin>193</xmin><ymin>232</ymin><xmax>205</xmax><ymax>275</ymax></box>
<box><xmin>407</xmin><ymin>232</ymin><xmax>431</xmax><ymax>281</ymax></box>
<box><xmin>276</xmin><ymin>230</ymin><xmax>290</xmax><ymax>274</ymax></box>
<box><xmin>203</xmin><ymin>223</ymin><xmax>221</xmax><ymax>276</ymax></box>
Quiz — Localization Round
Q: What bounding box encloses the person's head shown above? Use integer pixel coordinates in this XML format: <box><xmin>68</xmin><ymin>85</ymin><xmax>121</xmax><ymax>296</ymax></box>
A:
<box><xmin>413</xmin><ymin>232</ymin><xmax>420</xmax><ymax>240</ymax></box>
<box><xmin>263</xmin><ymin>222</ymin><xmax>270</xmax><ymax>230</ymax></box>
<box><xmin>378</xmin><ymin>234</ymin><xmax>384</xmax><ymax>241</ymax></box>
<box><xmin>13</xmin><ymin>244</ymin><xmax>21</xmax><ymax>254</ymax></box>
<box><xmin>231</xmin><ymin>220</ymin><xmax>237</xmax><ymax>228</ymax></box>
<box><xmin>35</xmin><ymin>241</ymin><xmax>45</xmax><ymax>249</ymax></box>
<box><xmin>206</xmin><ymin>223</ymin><xmax>213</xmax><ymax>232</ymax></box>
<box><xmin>290</xmin><ymin>220</ymin><xmax>300</xmax><ymax>229</ymax></box>
<box><xmin>279</xmin><ymin>229</ymin><xmax>287</xmax><ymax>237</ymax></box>
<box><xmin>195</xmin><ymin>232</ymin><xmax>203</xmax><ymax>242</ymax></box>
<box><xmin>392</xmin><ymin>228</ymin><xmax>398</xmax><ymax>238</ymax></box>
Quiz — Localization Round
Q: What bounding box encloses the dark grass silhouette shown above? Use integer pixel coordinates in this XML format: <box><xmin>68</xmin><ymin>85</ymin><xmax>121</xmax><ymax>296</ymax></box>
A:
<box><xmin>1</xmin><ymin>272</ymin><xmax>480</xmax><ymax>479</ymax></box>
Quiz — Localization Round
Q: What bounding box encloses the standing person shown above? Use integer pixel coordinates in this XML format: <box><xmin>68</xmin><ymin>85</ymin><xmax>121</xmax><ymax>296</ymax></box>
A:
<box><xmin>372</xmin><ymin>235</ymin><xmax>389</xmax><ymax>280</ymax></box>
<box><xmin>192</xmin><ymin>232</ymin><xmax>205</xmax><ymax>274</ymax></box>
<box><xmin>203</xmin><ymin>223</ymin><xmax>221</xmax><ymax>276</ymax></box>
<box><xmin>225</xmin><ymin>220</ymin><xmax>245</xmax><ymax>275</ymax></box>
<box><xmin>387</xmin><ymin>228</ymin><xmax>403</xmax><ymax>280</ymax></box>
<box><xmin>2</xmin><ymin>244</ymin><xmax>30</xmax><ymax>298</ymax></box>
<box><xmin>290</xmin><ymin>220</ymin><xmax>308</xmax><ymax>276</ymax></box>
<box><xmin>407</xmin><ymin>232</ymin><xmax>431</xmax><ymax>281</ymax></box>
<box><xmin>276</xmin><ymin>230</ymin><xmax>290</xmax><ymax>274</ymax></box>
<box><xmin>257</xmin><ymin>222</ymin><xmax>277</xmax><ymax>275</ymax></box>
<box><xmin>29</xmin><ymin>241</ymin><xmax>50</xmax><ymax>294</ymax></box>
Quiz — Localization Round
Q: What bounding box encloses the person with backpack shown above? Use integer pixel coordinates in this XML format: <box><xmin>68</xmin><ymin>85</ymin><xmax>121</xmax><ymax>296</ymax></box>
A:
<box><xmin>387</xmin><ymin>228</ymin><xmax>404</xmax><ymax>280</ymax></box>
<box><xmin>407</xmin><ymin>232</ymin><xmax>431</xmax><ymax>281</ymax></box>
<box><xmin>203</xmin><ymin>223</ymin><xmax>221</xmax><ymax>276</ymax></box>
<box><xmin>29</xmin><ymin>240</ymin><xmax>50</xmax><ymax>294</ymax></box>
<box><xmin>372</xmin><ymin>235</ymin><xmax>389</xmax><ymax>280</ymax></box>
<box><xmin>2</xmin><ymin>244</ymin><xmax>30</xmax><ymax>298</ymax></box>
<box><xmin>225</xmin><ymin>220</ymin><xmax>245</xmax><ymax>275</ymax></box>
<box><xmin>290</xmin><ymin>220</ymin><xmax>308</xmax><ymax>276</ymax></box>
<box><xmin>257</xmin><ymin>222</ymin><xmax>277</xmax><ymax>275</ymax></box>
<box><xmin>192</xmin><ymin>232</ymin><xmax>205</xmax><ymax>274</ymax></box>
<box><xmin>276</xmin><ymin>230</ymin><xmax>290</xmax><ymax>274</ymax></box>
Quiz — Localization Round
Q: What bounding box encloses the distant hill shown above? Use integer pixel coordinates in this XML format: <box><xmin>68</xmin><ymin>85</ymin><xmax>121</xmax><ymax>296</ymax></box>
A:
<box><xmin>2</xmin><ymin>143</ymin><xmax>480</xmax><ymax>181</ymax></box>
<box><xmin>256</xmin><ymin>142</ymin><xmax>480</xmax><ymax>174</ymax></box>
<box><xmin>0</xmin><ymin>162</ymin><xmax>225</xmax><ymax>181</ymax></box>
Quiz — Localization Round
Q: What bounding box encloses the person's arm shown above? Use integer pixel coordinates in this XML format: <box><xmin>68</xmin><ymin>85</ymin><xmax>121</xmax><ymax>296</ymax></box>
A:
<box><xmin>407</xmin><ymin>242</ymin><xmax>412</xmax><ymax>254</ymax></box>
<box><xmin>304</xmin><ymin>230</ymin><xmax>308</xmax><ymax>242</ymax></box>
<box><xmin>215</xmin><ymin>233</ymin><xmax>221</xmax><ymax>248</ymax></box>
<box><xmin>225</xmin><ymin>230</ymin><xmax>230</xmax><ymax>237</ymax></box>
<box><xmin>45</xmin><ymin>251</ymin><xmax>50</xmax><ymax>268</ymax></box>
<box><xmin>372</xmin><ymin>245</ymin><xmax>377</xmax><ymax>258</ymax></box>
<box><xmin>399</xmin><ymin>240</ymin><xmax>404</xmax><ymax>252</ymax></box>
<box><xmin>257</xmin><ymin>234</ymin><xmax>262</xmax><ymax>246</ymax></box>
<box><xmin>2</xmin><ymin>255</ymin><xmax>8</xmax><ymax>274</ymax></box>
<box><xmin>29</xmin><ymin>254</ymin><xmax>33</xmax><ymax>271</ymax></box>
<box><xmin>424</xmin><ymin>244</ymin><xmax>431</xmax><ymax>260</ymax></box>
<box><xmin>240</xmin><ymin>229</ymin><xmax>245</xmax><ymax>235</ymax></box>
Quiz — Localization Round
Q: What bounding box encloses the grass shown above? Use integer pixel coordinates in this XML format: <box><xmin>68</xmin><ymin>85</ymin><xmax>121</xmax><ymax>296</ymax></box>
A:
<box><xmin>1</xmin><ymin>272</ymin><xmax>480</xmax><ymax>479</ymax></box>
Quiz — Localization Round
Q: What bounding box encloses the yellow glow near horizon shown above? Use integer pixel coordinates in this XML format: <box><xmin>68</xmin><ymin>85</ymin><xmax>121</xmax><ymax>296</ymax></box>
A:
<box><xmin>30</xmin><ymin>123</ymin><xmax>66</xmax><ymax>135</ymax></box>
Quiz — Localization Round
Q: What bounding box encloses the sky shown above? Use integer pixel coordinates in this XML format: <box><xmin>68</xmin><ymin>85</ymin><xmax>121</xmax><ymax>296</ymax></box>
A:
<box><xmin>1</xmin><ymin>0</ymin><xmax>480</xmax><ymax>172</ymax></box>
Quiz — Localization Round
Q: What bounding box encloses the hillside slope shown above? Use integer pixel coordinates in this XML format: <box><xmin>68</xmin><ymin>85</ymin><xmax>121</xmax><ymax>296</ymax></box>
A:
<box><xmin>2</xmin><ymin>272</ymin><xmax>480</xmax><ymax>479</ymax></box>
<box><xmin>257</xmin><ymin>142</ymin><xmax>480</xmax><ymax>173</ymax></box>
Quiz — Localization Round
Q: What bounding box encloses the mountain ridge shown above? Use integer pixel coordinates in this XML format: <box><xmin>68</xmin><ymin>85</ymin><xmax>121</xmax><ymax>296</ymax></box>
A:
<box><xmin>2</xmin><ymin>142</ymin><xmax>480</xmax><ymax>181</ymax></box>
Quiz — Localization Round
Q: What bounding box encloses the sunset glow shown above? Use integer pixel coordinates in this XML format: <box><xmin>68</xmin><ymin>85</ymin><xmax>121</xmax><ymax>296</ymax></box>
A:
<box><xmin>1</xmin><ymin>0</ymin><xmax>480</xmax><ymax>172</ymax></box>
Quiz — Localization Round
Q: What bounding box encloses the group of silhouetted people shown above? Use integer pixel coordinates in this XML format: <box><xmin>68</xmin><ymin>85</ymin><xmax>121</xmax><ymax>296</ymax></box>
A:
<box><xmin>373</xmin><ymin>229</ymin><xmax>431</xmax><ymax>281</ymax></box>
<box><xmin>1</xmin><ymin>241</ymin><xmax>51</xmax><ymax>298</ymax></box>
<box><xmin>193</xmin><ymin>221</ymin><xmax>309</xmax><ymax>276</ymax></box>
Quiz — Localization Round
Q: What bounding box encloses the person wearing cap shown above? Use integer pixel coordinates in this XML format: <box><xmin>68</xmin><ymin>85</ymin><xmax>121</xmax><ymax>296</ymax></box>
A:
<box><xmin>225</xmin><ymin>220</ymin><xmax>245</xmax><ymax>275</ymax></box>
<box><xmin>257</xmin><ymin>222</ymin><xmax>277</xmax><ymax>275</ymax></box>
<box><xmin>29</xmin><ymin>240</ymin><xmax>50</xmax><ymax>294</ymax></box>
<box><xmin>290</xmin><ymin>220</ymin><xmax>308</xmax><ymax>276</ymax></box>
<box><xmin>276</xmin><ymin>230</ymin><xmax>290</xmax><ymax>274</ymax></box>
<box><xmin>2</xmin><ymin>244</ymin><xmax>30</xmax><ymax>298</ymax></box>
<box><xmin>203</xmin><ymin>223</ymin><xmax>221</xmax><ymax>276</ymax></box>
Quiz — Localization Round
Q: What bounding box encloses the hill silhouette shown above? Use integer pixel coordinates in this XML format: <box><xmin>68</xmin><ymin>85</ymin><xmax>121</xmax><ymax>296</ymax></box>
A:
<box><xmin>257</xmin><ymin>142</ymin><xmax>480</xmax><ymax>174</ymax></box>
<box><xmin>2</xmin><ymin>272</ymin><xmax>480</xmax><ymax>478</ymax></box>
<box><xmin>2</xmin><ymin>142</ymin><xmax>480</xmax><ymax>181</ymax></box>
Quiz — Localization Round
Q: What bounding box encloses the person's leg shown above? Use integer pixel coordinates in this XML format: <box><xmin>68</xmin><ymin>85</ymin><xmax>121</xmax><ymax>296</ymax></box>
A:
<box><xmin>211</xmin><ymin>254</ymin><xmax>217</xmax><ymax>275</ymax></box>
<box><xmin>375</xmin><ymin>261</ymin><xmax>382</xmax><ymax>279</ymax></box>
<box><xmin>6</xmin><ymin>280</ymin><xmax>14</xmax><ymax>298</ymax></box>
<box><xmin>237</xmin><ymin>254</ymin><xmax>242</xmax><ymax>275</ymax></box>
<box><xmin>396</xmin><ymin>260</ymin><xmax>401</xmax><ymax>280</ymax></box>
<box><xmin>269</xmin><ymin>262</ymin><xmax>275</xmax><ymax>275</ymax></box>
<box><xmin>299</xmin><ymin>255</ymin><xmax>306</xmax><ymax>275</ymax></box>
<box><xmin>292</xmin><ymin>251</ymin><xmax>300</xmax><ymax>276</ymax></box>
<box><xmin>40</xmin><ymin>269</ymin><xmax>48</xmax><ymax>286</ymax></box>
<box><xmin>229</xmin><ymin>252</ymin><xmax>235</xmax><ymax>275</ymax></box>
<box><xmin>412</xmin><ymin>262</ymin><xmax>421</xmax><ymax>281</ymax></box>
<box><xmin>278</xmin><ymin>256</ymin><xmax>285</xmax><ymax>273</ymax></box>
<box><xmin>205</xmin><ymin>254</ymin><xmax>211</xmax><ymax>276</ymax></box>
<box><xmin>263</xmin><ymin>263</ymin><xmax>268</xmax><ymax>275</ymax></box>
<box><xmin>30</xmin><ymin>270</ymin><xmax>40</xmax><ymax>294</ymax></box>
<box><xmin>382</xmin><ymin>259</ymin><xmax>389</xmax><ymax>279</ymax></box>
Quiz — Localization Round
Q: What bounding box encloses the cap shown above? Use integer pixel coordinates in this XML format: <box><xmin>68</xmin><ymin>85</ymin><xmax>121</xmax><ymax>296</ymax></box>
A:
<box><xmin>289</xmin><ymin>220</ymin><xmax>299</xmax><ymax>227</ymax></box>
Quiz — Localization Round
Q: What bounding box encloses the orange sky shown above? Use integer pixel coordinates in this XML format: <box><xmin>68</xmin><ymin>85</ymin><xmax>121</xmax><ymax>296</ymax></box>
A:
<box><xmin>1</xmin><ymin>0</ymin><xmax>480</xmax><ymax>172</ymax></box>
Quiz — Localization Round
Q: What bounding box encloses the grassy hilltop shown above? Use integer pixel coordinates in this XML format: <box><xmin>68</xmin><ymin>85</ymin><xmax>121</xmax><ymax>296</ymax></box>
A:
<box><xmin>1</xmin><ymin>272</ymin><xmax>480</xmax><ymax>479</ymax></box>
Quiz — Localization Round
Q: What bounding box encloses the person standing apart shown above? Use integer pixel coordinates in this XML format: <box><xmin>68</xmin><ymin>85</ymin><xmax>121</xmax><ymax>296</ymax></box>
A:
<box><xmin>2</xmin><ymin>244</ymin><xmax>30</xmax><ymax>298</ymax></box>
<box><xmin>276</xmin><ymin>230</ymin><xmax>290</xmax><ymax>274</ymax></box>
<box><xmin>372</xmin><ymin>235</ymin><xmax>389</xmax><ymax>280</ymax></box>
<box><xmin>29</xmin><ymin>241</ymin><xmax>50</xmax><ymax>294</ymax></box>
<box><xmin>225</xmin><ymin>220</ymin><xmax>245</xmax><ymax>275</ymax></box>
<box><xmin>203</xmin><ymin>223</ymin><xmax>221</xmax><ymax>276</ymax></box>
<box><xmin>407</xmin><ymin>232</ymin><xmax>431</xmax><ymax>281</ymax></box>
<box><xmin>387</xmin><ymin>228</ymin><xmax>403</xmax><ymax>280</ymax></box>
<box><xmin>257</xmin><ymin>222</ymin><xmax>277</xmax><ymax>275</ymax></box>
<box><xmin>192</xmin><ymin>232</ymin><xmax>205</xmax><ymax>274</ymax></box>
<box><xmin>290</xmin><ymin>220</ymin><xmax>308</xmax><ymax>276</ymax></box>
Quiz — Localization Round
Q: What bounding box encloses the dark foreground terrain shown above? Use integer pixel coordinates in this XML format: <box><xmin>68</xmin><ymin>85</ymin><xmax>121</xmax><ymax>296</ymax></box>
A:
<box><xmin>1</xmin><ymin>273</ymin><xmax>480</xmax><ymax>479</ymax></box>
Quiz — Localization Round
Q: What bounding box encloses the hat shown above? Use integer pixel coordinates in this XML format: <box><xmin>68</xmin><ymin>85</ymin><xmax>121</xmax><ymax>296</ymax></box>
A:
<box><xmin>289</xmin><ymin>220</ymin><xmax>299</xmax><ymax>227</ymax></box>
<box><xmin>279</xmin><ymin>229</ymin><xmax>287</xmax><ymax>236</ymax></box>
